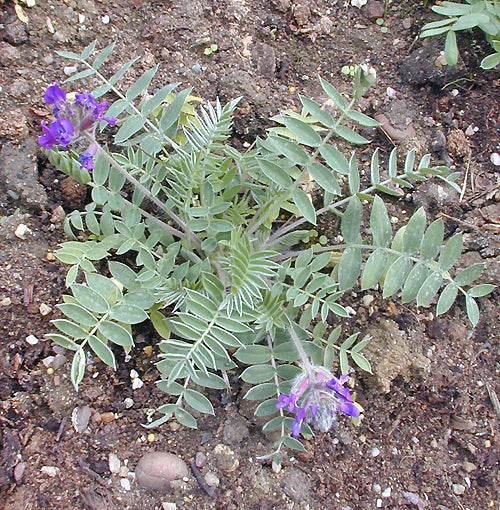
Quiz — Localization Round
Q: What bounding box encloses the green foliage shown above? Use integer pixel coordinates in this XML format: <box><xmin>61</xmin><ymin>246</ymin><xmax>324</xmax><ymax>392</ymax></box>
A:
<box><xmin>421</xmin><ymin>0</ymin><xmax>500</xmax><ymax>69</ymax></box>
<box><xmin>45</xmin><ymin>42</ymin><xmax>494</xmax><ymax>462</ymax></box>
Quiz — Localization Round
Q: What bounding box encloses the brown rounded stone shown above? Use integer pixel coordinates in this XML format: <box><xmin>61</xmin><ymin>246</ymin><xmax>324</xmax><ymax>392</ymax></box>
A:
<box><xmin>135</xmin><ymin>452</ymin><xmax>189</xmax><ymax>491</ymax></box>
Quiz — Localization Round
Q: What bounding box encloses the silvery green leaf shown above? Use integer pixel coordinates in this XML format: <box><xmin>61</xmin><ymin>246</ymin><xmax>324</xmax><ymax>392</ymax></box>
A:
<box><xmin>283</xmin><ymin>437</ymin><xmax>306</xmax><ymax>452</ymax></box>
<box><xmin>319</xmin><ymin>77</ymin><xmax>346</xmax><ymax>110</ymax></box>
<box><xmin>64</xmin><ymin>68</ymin><xmax>96</xmax><ymax>83</ymax></box>
<box><xmin>360</xmin><ymin>249</ymin><xmax>388</xmax><ymax>290</ymax></box>
<box><xmin>92</xmin><ymin>42</ymin><xmax>114</xmax><ymax>69</ymax></box>
<box><xmin>71</xmin><ymin>348</ymin><xmax>86</xmax><ymax>390</ymax></box>
<box><xmin>445</xmin><ymin>30</ymin><xmax>459</xmax><ymax>65</ymax></box>
<box><xmin>348</xmin><ymin>154</ymin><xmax>360</xmax><ymax>194</ymax></box>
<box><xmin>235</xmin><ymin>345</ymin><xmax>272</xmax><ymax>364</ymax></box>
<box><xmin>332</xmin><ymin>123</ymin><xmax>370</xmax><ymax>145</ymax></box>
<box><xmin>468</xmin><ymin>284</ymin><xmax>495</xmax><ymax>297</ymax></box>
<box><xmin>244</xmin><ymin>383</ymin><xmax>277</xmax><ymax>400</ymax></box>
<box><xmin>175</xmin><ymin>407</ymin><xmax>197</xmax><ymax>429</ymax></box>
<box><xmin>141</xmin><ymin>83</ymin><xmax>178</xmax><ymax>116</ymax></box>
<box><xmin>282</xmin><ymin>117</ymin><xmax>322</xmax><ymax>147</ymax></box>
<box><xmin>71</xmin><ymin>284</ymin><xmax>109</xmax><ymax>314</ymax></box>
<box><xmin>86</xmin><ymin>272</ymin><xmax>121</xmax><ymax>304</ymax></box>
<box><xmin>98</xmin><ymin>321</ymin><xmax>134</xmax><ymax>347</ymax></box>
<box><xmin>319</xmin><ymin>145</ymin><xmax>350</xmax><ymax>175</ymax></box>
<box><xmin>241</xmin><ymin>364</ymin><xmax>275</xmax><ymax>384</ymax></box>
<box><xmin>341</xmin><ymin>333</ymin><xmax>359</xmax><ymax>350</ymax></box>
<box><xmin>401</xmin><ymin>264</ymin><xmax>429</xmax><ymax>304</ymax></box>
<box><xmin>341</xmin><ymin>195</ymin><xmax>362</xmax><ymax>243</ymax></box>
<box><xmin>416</xmin><ymin>272</ymin><xmax>443</xmax><ymax>307</ymax></box>
<box><xmin>160</xmin><ymin>87</ymin><xmax>192</xmax><ymax>131</ymax></box>
<box><xmin>268</xmin><ymin>135</ymin><xmax>309</xmax><ymax>165</ymax></box>
<box><xmin>351</xmin><ymin>352</ymin><xmax>372</xmax><ymax>373</ymax></box>
<box><xmin>57</xmin><ymin>303</ymin><xmax>98</xmax><ymax>327</ymax></box>
<box><xmin>370</xmin><ymin>148</ymin><xmax>380</xmax><ymax>185</ymax></box>
<box><xmin>299</xmin><ymin>96</ymin><xmax>335</xmax><ymax>128</ymax></box>
<box><xmin>481</xmin><ymin>52</ymin><xmax>500</xmax><ymax>70</ymax></box>
<box><xmin>291</xmin><ymin>189</ymin><xmax>316</xmax><ymax>225</ymax></box>
<box><xmin>421</xmin><ymin>219</ymin><xmax>444</xmax><ymax>261</ymax></box>
<box><xmin>388</xmin><ymin>148</ymin><xmax>398</xmax><ymax>178</ymax></box>
<box><xmin>370</xmin><ymin>196</ymin><xmax>391</xmax><ymax>248</ymax></box>
<box><xmin>109</xmin><ymin>304</ymin><xmax>148</xmax><ymax>324</ymax></box>
<box><xmin>307</xmin><ymin>162</ymin><xmax>340</xmax><ymax>194</ymax></box>
<box><xmin>454</xmin><ymin>263</ymin><xmax>484</xmax><ymax>286</ymax></box>
<box><xmin>382</xmin><ymin>257</ymin><xmax>412</xmax><ymax>298</ymax></box>
<box><xmin>151</xmin><ymin>310</ymin><xmax>170</xmax><ymax>340</ymax></box>
<box><xmin>340</xmin><ymin>349</ymin><xmax>349</xmax><ymax>374</ymax></box>
<box><xmin>263</xmin><ymin>416</ymin><xmax>284</xmax><ymax>432</ymax></box>
<box><xmin>184</xmin><ymin>389</ymin><xmax>214</xmax><ymax>415</ymax></box>
<box><xmin>88</xmin><ymin>335</ymin><xmax>116</xmax><ymax>369</ymax></box>
<box><xmin>338</xmin><ymin>246</ymin><xmax>362</xmax><ymax>291</ymax></box>
<box><xmin>108</xmin><ymin>261</ymin><xmax>137</xmax><ymax>288</ymax></box>
<box><xmin>452</xmin><ymin>13</ymin><xmax>489</xmax><ymax>31</ymax></box>
<box><xmin>56</xmin><ymin>50</ymin><xmax>82</xmax><ymax>60</ymax></box>
<box><xmin>210</xmin><ymin>327</ymin><xmax>243</xmax><ymax>348</ymax></box>
<box><xmin>126</xmin><ymin>65</ymin><xmax>158</xmax><ymax>100</ymax></box>
<box><xmin>346</xmin><ymin>110</ymin><xmax>380</xmax><ymax>127</ymax></box>
<box><xmin>404</xmin><ymin>149</ymin><xmax>416</xmax><ymax>174</ymax></box>
<box><xmin>465</xmin><ymin>295</ymin><xmax>479</xmax><ymax>326</ymax></box>
<box><xmin>45</xmin><ymin>333</ymin><xmax>79</xmax><ymax>351</ymax></box>
<box><xmin>403</xmin><ymin>207</ymin><xmax>426</xmax><ymax>255</ymax></box>
<box><xmin>115</xmin><ymin>115</ymin><xmax>147</xmax><ymax>143</ymax></box>
<box><xmin>276</xmin><ymin>364</ymin><xmax>302</xmax><ymax>379</ymax></box>
<box><xmin>255</xmin><ymin>398</ymin><xmax>279</xmax><ymax>417</ymax></box>
<box><xmin>192</xmin><ymin>371</ymin><xmax>228</xmax><ymax>389</ymax></box>
<box><xmin>436</xmin><ymin>283</ymin><xmax>458</xmax><ymax>315</ymax></box>
<box><xmin>258</xmin><ymin>159</ymin><xmax>292</xmax><ymax>188</ymax></box>
<box><xmin>438</xmin><ymin>233</ymin><xmax>463</xmax><ymax>271</ymax></box>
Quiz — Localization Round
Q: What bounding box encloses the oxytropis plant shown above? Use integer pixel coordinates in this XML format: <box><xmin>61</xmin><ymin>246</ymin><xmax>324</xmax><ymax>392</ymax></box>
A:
<box><xmin>41</xmin><ymin>41</ymin><xmax>493</xmax><ymax>463</ymax></box>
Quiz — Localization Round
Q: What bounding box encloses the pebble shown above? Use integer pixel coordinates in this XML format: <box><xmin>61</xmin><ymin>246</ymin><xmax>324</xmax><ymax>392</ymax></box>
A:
<box><xmin>382</xmin><ymin>487</ymin><xmax>391</xmax><ymax>498</ymax></box>
<box><xmin>51</xmin><ymin>354</ymin><xmax>67</xmax><ymax>371</ymax></box>
<box><xmin>195</xmin><ymin>452</ymin><xmax>206</xmax><ymax>468</ymax></box>
<box><xmin>402</xmin><ymin>491</ymin><xmax>420</xmax><ymax>505</ymax></box>
<box><xmin>26</xmin><ymin>335</ymin><xmax>39</xmax><ymax>345</ymax></box>
<box><xmin>100</xmin><ymin>412</ymin><xmax>115</xmax><ymax>424</ymax></box>
<box><xmin>452</xmin><ymin>483</ymin><xmax>465</xmax><ymax>495</ymax></box>
<box><xmin>102</xmin><ymin>15</ymin><xmax>110</xmax><ymax>24</ymax></box>
<box><xmin>42</xmin><ymin>356</ymin><xmax>55</xmax><ymax>367</ymax></box>
<box><xmin>132</xmin><ymin>378</ymin><xmax>144</xmax><ymax>390</ymax></box>
<box><xmin>204</xmin><ymin>471</ymin><xmax>219</xmax><ymax>488</ymax></box>
<box><xmin>214</xmin><ymin>444</ymin><xmax>239</xmax><ymax>472</ymax></box>
<box><xmin>463</xmin><ymin>460</ymin><xmax>476</xmax><ymax>473</ymax></box>
<box><xmin>1</xmin><ymin>297</ymin><xmax>12</xmax><ymax>306</ymax></box>
<box><xmin>109</xmin><ymin>453</ymin><xmax>121</xmax><ymax>474</ymax></box>
<box><xmin>371</xmin><ymin>447</ymin><xmax>380</xmax><ymax>457</ymax></box>
<box><xmin>72</xmin><ymin>406</ymin><xmax>92</xmax><ymax>433</ymax></box>
<box><xmin>15</xmin><ymin>224</ymin><xmax>29</xmax><ymax>239</ymax></box>
<box><xmin>362</xmin><ymin>295</ymin><xmax>374</xmax><ymax>306</ymax></box>
<box><xmin>490</xmin><ymin>153</ymin><xmax>500</xmax><ymax>166</ymax></box>
<box><xmin>14</xmin><ymin>462</ymin><xmax>26</xmax><ymax>483</ymax></box>
<box><xmin>120</xmin><ymin>478</ymin><xmax>131</xmax><ymax>491</ymax></box>
<box><xmin>39</xmin><ymin>303</ymin><xmax>52</xmax><ymax>316</ymax></box>
<box><xmin>386</xmin><ymin>87</ymin><xmax>397</xmax><ymax>99</ymax></box>
<box><xmin>147</xmin><ymin>433</ymin><xmax>156</xmax><ymax>443</ymax></box>
<box><xmin>4</xmin><ymin>19</ymin><xmax>28</xmax><ymax>45</ymax></box>
<box><xmin>373</xmin><ymin>483</ymin><xmax>381</xmax><ymax>493</ymax></box>
<box><xmin>119</xmin><ymin>465</ymin><xmax>129</xmax><ymax>478</ymax></box>
<box><xmin>78</xmin><ymin>13</ymin><xmax>86</xmax><ymax>24</ymax></box>
<box><xmin>63</xmin><ymin>65</ymin><xmax>78</xmax><ymax>76</ymax></box>
<box><xmin>376</xmin><ymin>498</ymin><xmax>383</xmax><ymax>508</ymax></box>
<box><xmin>135</xmin><ymin>452</ymin><xmax>189</xmax><ymax>491</ymax></box>
<box><xmin>41</xmin><ymin>466</ymin><xmax>58</xmax><ymax>477</ymax></box>
<box><xmin>162</xmin><ymin>503</ymin><xmax>177</xmax><ymax>510</ymax></box>
<box><xmin>192</xmin><ymin>64</ymin><xmax>202</xmax><ymax>74</ymax></box>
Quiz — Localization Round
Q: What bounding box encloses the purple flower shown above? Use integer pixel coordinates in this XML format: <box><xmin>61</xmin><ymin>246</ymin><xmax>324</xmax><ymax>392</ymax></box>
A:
<box><xmin>78</xmin><ymin>144</ymin><xmax>98</xmax><ymax>170</ymax></box>
<box><xmin>44</xmin><ymin>82</ymin><xmax>67</xmax><ymax>115</ymax></box>
<box><xmin>75</xmin><ymin>92</ymin><xmax>98</xmax><ymax>110</ymax></box>
<box><xmin>51</xmin><ymin>118</ymin><xmax>74</xmax><ymax>147</ymax></box>
<box><xmin>277</xmin><ymin>393</ymin><xmax>298</xmax><ymax>413</ymax></box>
<box><xmin>38</xmin><ymin>121</ymin><xmax>58</xmax><ymax>150</ymax></box>
<box><xmin>292</xmin><ymin>407</ymin><xmax>305</xmax><ymax>437</ymax></box>
<box><xmin>326</xmin><ymin>376</ymin><xmax>360</xmax><ymax>418</ymax></box>
<box><xmin>94</xmin><ymin>101</ymin><xmax>116</xmax><ymax>125</ymax></box>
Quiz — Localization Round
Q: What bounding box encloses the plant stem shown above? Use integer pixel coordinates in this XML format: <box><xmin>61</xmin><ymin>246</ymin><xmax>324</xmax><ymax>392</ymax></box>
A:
<box><xmin>288</xmin><ymin>325</ymin><xmax>313</xmax><ymax>375</ymax></box>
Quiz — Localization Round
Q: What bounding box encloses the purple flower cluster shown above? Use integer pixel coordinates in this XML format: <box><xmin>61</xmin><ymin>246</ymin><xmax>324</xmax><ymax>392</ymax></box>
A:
<box><xmin>276</xmin><ymin>367</ymin><xmax>361</xmax><ymax>438</ymax></box>
<box><xmin>38</xmin><ymin>83</ymin><xmax>116</xmax><ymax>170</ymax></box>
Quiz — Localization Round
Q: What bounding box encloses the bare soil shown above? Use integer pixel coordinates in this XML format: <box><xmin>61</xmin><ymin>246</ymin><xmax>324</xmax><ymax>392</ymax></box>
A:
<box><xmin>1</xmin><ymin>1</ymin><xmax>499</xmax><ymax>509</ymax></box>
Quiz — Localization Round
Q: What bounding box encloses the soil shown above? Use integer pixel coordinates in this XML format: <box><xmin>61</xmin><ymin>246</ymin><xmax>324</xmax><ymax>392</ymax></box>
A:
<box><xmin>1</xmin><ymin>1</ymin><xmax>499</xmax><ymax>509</ymax></box>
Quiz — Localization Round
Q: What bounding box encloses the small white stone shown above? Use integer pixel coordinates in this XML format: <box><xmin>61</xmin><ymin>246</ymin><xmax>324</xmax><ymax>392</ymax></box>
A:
<box><xmin>132</xmin><ymin>377</ymin><xmax>144</xmax><ymax>390</ymax></box>
<box><xmin>130</xmin><ymin>369</ymin><xmax>139</xmax><ymax>380</ymax></box>
<box><xmin>386</xmin><ymin>87</ymin><xmax>397</xmax><ymax>98</ymax></box>
<box><xmin>39</xmin><ymin>303</ymin><xmax>52</xmax><ymax>316</ymax></box>
<box><xmin>204</xmin><ymin>471</ymin><xmax>220</xmax><ymax>488</ymax></box>
<box><xmin>109</xmin><ymin>453</ymin><xmax>121</xmax><ymax>474</ymax></box>
<box><xmin>351</xmin><ymin>0</ymin><xmax>367</xmax><ymax>7</ymax></box>
<box><xmin>382</xmin><ymin>487</ymin><xmax>391</xmax><ymax>498</ymax></box>
<box><xmin>390</xmin><ymin>216</ymin><xmax>399</xmax><ymax>224</ymax></box>
<box><xmin>373</xmin><ymin>483</ymin><xmax>381</xmax><ymax>493</ymax></box>
<box><xmin>42</xmin><ymin>356</ymin><xmax>55</xmax><ymax>367</ymax></box>
<box><xmin>63</xmin><ymin>65</ymin><xmax>78</xmax><ymax>76</ymax></box>
<box><xmin>371</xmin><ymin>447</ymin><xmax>380</xmax><ymax>457</ymax></box>
<box><xmin>376</xmin><ymin>498</ymin><xmax>383</xmax><ymax>508</ymax></box>
<box><xmin>452</xmin><ymin>483</ymin><xmax>465</xmax><ymax>495</ymax></box>
<box><xmin>0</xmin><ymin>297</ymin><xmax>12</xmax><ymax>306</ymax></box>
<box><xmin>362</xmin><ymin>295</ymin><xmax>374</xmax><ymax>307</ymax></box>
<box><xmin>451</xmin><ymin>89</ymin><xmax>459</xmax><ymax>97</ymax></box>
<box><xmin>465</xmin><ymin>125</ymin><xmax>475</xmax><ymax>137</ymax></box>
<box><xmin>345</xmin><ymin>305</ymin><xmax>356</xmax><ymax>316</ymax></box>
<box><xmin>101</xmin><ymin>14</ymin><xmax>110</xmax><ymax>24</ymax></box>
<box><xmin>490</xmin><ymin>153</ymin><xmax>500</xmax><ymax>166</ymax></box>
<box><xmin>14</xmin><ymin>224</ymin><xmax>29</xmax><ymax>239</ymax></box>
<box><xmin>162</xmin><ymin>503</ymin><xmax>177</xmax><ymax>510</ymax></box>
<box><xmin>120</xmin><ymin>478</ymin><xmax>131</xmax><ymax>491</ymax></box>
<box><xmin>78</xmin><ymin>13</ymin><xmax>86</xmax><ymax>23</ymax></box>
<box><xmin>26</xmin><ymin>334</ymin><xmax>39</xmax><ymax>345</ymax></box>
<box><xmin>41</xmin><ymin>466</ymin><xmax>58</xmax><ymax>477</ymax></box>
<box><xmin>124</xmin><ymin>397</ymin><xmax>134</xmax><ymax>409</ymax></box>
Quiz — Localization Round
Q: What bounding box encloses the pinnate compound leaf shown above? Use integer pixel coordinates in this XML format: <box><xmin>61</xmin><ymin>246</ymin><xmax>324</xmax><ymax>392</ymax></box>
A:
<box><xmin>370</xmin><ymin>196</ymin><xmax>391</xmax><ymax>247</ymax></box>
<box><xmin>436</xmin><ymin>284</ymin><xmax>458</xmax><ymax>315</ymax></box>
<box><xmin>338</xmin><ymin>246</ymin><xmax>362</xmax><ymax>291</ymax></box>
<box><xmin>184</xmin><ymin>389</ymin><xmax>214</xmax><ymax>415</ymax></box>
<box><xmin>341</xmin><ymin>196</ymin><xmax>362</xmax><ymax>243</ymax></box>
